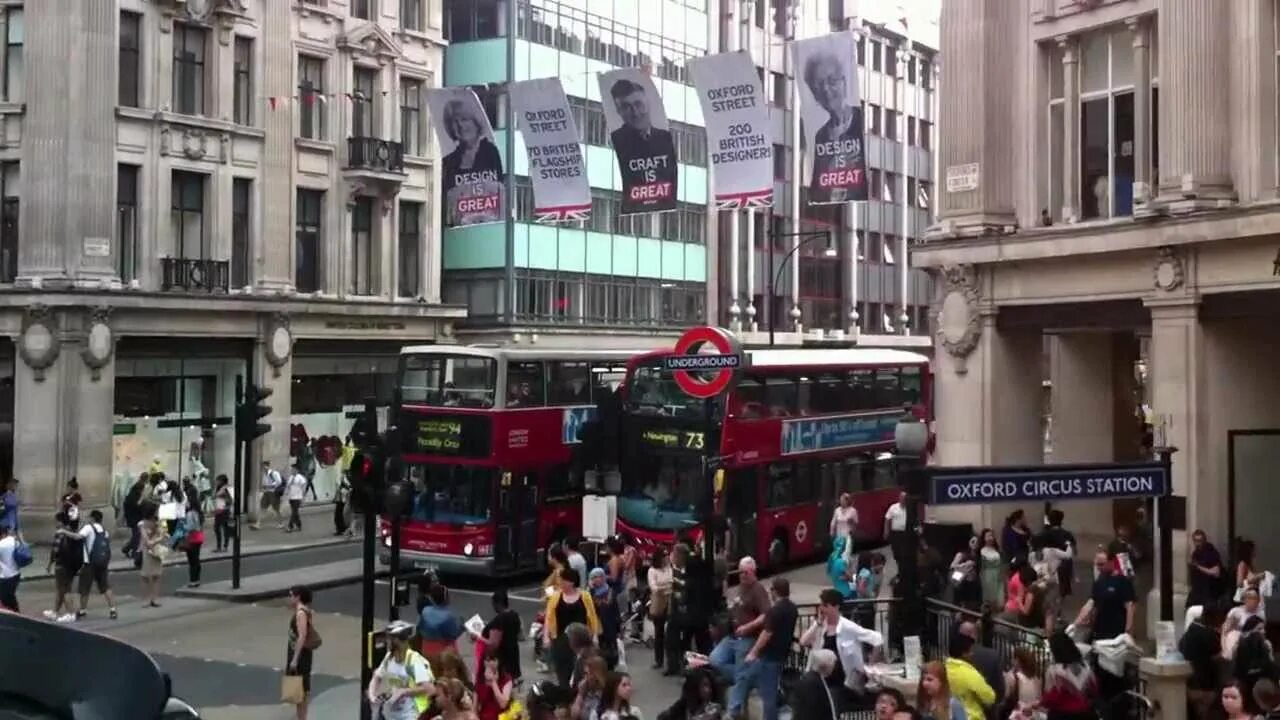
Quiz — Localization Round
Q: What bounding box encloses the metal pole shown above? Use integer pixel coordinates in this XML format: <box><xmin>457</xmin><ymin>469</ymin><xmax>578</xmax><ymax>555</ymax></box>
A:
<box><xmin>703</xmin><ymin>397</ymin><xmax>717</xmax><ymax>567</ymax></box>
<box><xmin>900</xmin><ymin>459</ymin><xmax>923</xmax><ymax>636</ymax></box>
<box><xmin>767</xmin><ymin>224</ymin><xmax>776</xmax><ymax>346</ymax></box>
<box><xmin>232</xmin><ymin>376</ymin><xmax>243</xmax><ymax>590</ymax></box>
<box><xmin>897</xmin><ymin>38</ymin><xmax>911</xmax><ymax>334</ymax></box>
<box><xmin>389</xmin><ymin>513</ymin><xmax>402</xmax><ymax>621</ymax></box>
<box><xmin>1157</xmin><ymin>447</ymin><xmax>1177</xmax><ymax>622</ymax></box>
<box><xmin>360</xmin><ymin>490</ymin><xmax>377</xmax><ymax>720</ymax></box>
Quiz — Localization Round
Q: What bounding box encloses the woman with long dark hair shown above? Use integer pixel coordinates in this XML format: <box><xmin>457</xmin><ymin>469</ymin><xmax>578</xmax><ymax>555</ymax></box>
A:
<box><xmin>1040</xmin><ymin>631</ymin><xmax>1098</xmax><ymax>720</ymax></box>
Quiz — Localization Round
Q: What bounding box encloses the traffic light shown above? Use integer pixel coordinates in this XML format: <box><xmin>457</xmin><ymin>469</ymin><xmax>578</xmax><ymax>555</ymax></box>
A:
<box><xmin>236</xmin><ymin>384</ymin><xmax>274</xmax><ymax>442</ymax></box>
<box><xmin>349</xmin><ymin>447</ymin><xmax>386</xmax><ymax>515</ymax></box>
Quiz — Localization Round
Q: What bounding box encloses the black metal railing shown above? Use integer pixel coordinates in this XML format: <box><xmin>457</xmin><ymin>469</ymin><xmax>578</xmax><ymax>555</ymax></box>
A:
<box><xmin>787</xmin><ymin>598</ymin><xmax>900</xmax><ymax>672</ymax></box>
<box><xmin>160</xmin><ymin>257</ymin><xmax>230</xmax><ymax>293</ymax></box>
<box><xmin>924</xmin><ymin>598</ymin><xmax>1051</xmax><ymax>679</ymax></box>
<box><xmin>347</xmin><ymin>137</ymin><xmax>405</xmax><ymax>173</ymax></box>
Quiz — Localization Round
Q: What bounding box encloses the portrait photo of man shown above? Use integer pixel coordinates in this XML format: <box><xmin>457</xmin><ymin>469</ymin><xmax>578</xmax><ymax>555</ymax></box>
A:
<box><xmin>603</xmin><ymin>74</ymin><xmax>679</xmax><ymax>214</ymax></box>
<box><xmin>793</xmin><ymin>32</ymin><xmax>868</xmax><ymax>205</ymax></box>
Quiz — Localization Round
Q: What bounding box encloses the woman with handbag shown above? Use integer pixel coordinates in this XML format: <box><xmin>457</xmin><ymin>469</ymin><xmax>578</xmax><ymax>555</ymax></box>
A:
<box><xmin>181</xmin><ymin>499</ymin><xmax>206</xmax><ymax>588</ymax></box>
<box><xmin>285</xmin><ymin>586</ymin><xmax>322</xmax><ymax>720</ymax></box>
<box><xmin>647</xmin><ymin>548</ymin><xmax>673</xmax><ymax>670</ymax></box>
<box><xmin>139</xmin><ymin>502</ymin><xmax>167</xmax><ymax>607</ymax></box>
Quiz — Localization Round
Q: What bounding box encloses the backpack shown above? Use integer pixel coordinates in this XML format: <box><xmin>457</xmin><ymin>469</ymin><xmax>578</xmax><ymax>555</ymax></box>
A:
<box><xmin>56</xmin><ymin>534</ymin><xmax>84</xmax><ymax>569</ymax></box>
<box><xmin>88</xmin><ymin>523</ymin><xmax>111</xmax><ymax>568</ymax></box>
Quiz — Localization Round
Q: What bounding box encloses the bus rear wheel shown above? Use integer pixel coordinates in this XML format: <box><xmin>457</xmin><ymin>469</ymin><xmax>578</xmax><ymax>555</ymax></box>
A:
<box><xmin>768</xmin><ymin>534</ymin><xmax>788</xmax><ymax>569</ymax></box>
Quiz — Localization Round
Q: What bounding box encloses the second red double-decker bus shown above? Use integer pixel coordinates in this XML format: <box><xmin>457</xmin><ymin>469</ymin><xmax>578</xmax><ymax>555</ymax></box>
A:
<box><xmin>611</xmin><ymin>347</ymin><xmax>933</xmax><ymax>570</ymax></box>
<box><xmin>383</xmin><ymin>345</ymin><xmax>645</xmax><ymax>576</ymax></box>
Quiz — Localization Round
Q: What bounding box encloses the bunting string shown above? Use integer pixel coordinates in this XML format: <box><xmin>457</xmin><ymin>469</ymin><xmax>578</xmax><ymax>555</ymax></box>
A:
<box><xmin>260</xmin><ymin>89</ymin><xmax>392</xmax><ymax>109</ymax></box>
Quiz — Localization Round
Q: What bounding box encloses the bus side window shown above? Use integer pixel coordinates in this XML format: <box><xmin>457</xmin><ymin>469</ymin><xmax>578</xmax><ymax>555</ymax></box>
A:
<box><xmin>731</xmin><ymin>376</ymin><xmax>766</xmax><ymax>418</ymax></box>
<box><xmin>544</xmin><ymin>465</ymin><xmax>582</xmax><ymax>501</ymax></box>
<box><xmin>794</xmin><ymin>461</ymin><xmax>815</xmax><ymax>503</ymax></box>
<box><xmin>726</xmin><ymin>468</ymin><xmax>757</xmax><ymax>514</ymax></box>
<box><xmin>764</xmin><ymin>376</ymin><xmax>798</xmax><ymax>417</ymax></box>
<box><xmin>548</xmin><ymin>361</ymin><xmax>590</xmax><ymax>406</ymax></box>
<box><xmin>874</xmin><ymin>368</ymin><xmax>902</xmax><ymax>408</ymax></box>
<box><xmin>590</xmin><ymin>363</ymin><xmax>627</xmax><ymax>401</ymax></box>
<box><xmin>812</xmin><ymin>373</ymin><xmax>847</xmax><ymax>414</ymax></box>
<box><xmin>506</xmin><ymin>361</ymin><xmax>546</xmax><ymax>407</ymax></box>
<box><xmin>901</xmin><ymin>366</ymin><xmax>923</xmax><ymax>406</ymax></box>
<box><xmin>849</xmin><ymin>369</ymin><xmax>874</xmax><ymax>411</ymax></box>
<box><xmin>766</xmin><ymin>463</ymin><xmax>794</xmax><ymax>508</ymax></box>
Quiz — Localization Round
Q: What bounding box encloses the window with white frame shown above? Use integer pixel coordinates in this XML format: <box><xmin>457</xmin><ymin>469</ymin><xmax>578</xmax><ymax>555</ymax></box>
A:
<box><xmin>351</xmin><ymin>196</ymin><xmax>375</xmax><ymax>295</ymax></box>
<box><xmin>1079</xmin><ymin>30</ymin><xmax>1135</xmax><ymax>220</ymax></box>
<box><xmin>0</xmin><ymin>161</ymin><xmax>17</xmax><ymax>283</ymax></box>
<box><xmin>171</xmin><ymin>170</ymin><xmax>207</xmax><ymax>259</ymax></box>
<box><xmin>353</xmin><ymin>67</ymin><xmax>377</xmax><ymax>138</ymax></box>
<box><xmin>400</xmin><ymin>78</ymin><xmax>423</xmax><ymax>155</ymax></box>
<box><xmin>172</xmin><ymin>24</ymin><xmax>207</xmax><ymax>116</ymax></box>
<box><xmin>4</xmin><ymin>9</ymin><xmax>20</xmax><ymax>104</ymax></box>
<box><xmin>352</xmin><ymin>0</ymin><xmax>373</xmax><ymax>20</ymax></box>
<box><xmin>402</xmin><ymin>0</ymin><xmax>423</xmax><ymax>31</ymax></box>
<box><xmin>117</xmin><ymin>165</ymin><xmax>139</xmax><ymax>283</ymax></box>
<box><xmin>1046</xmin><ymin>43</ymin><xmax>1064</xmax><ymax>221</ymax></box>
<box><xmin>398</xmin><ymin>201</ymin><xmax>421</xmax><ymax>298</ymax></box>
<box><xmin>298</xmin><ymin>55</ymin><xmax>326</xmax><ymax>140</ymax></box>
<box><xmin>296</xmin><ymin>188</ymin><xmax>323</xmax><ymax>293</ymax></box>
<box><xmin>234</xmin><ymin>37</ymin><xmax>253</xmax><ymax>126</ymax></box>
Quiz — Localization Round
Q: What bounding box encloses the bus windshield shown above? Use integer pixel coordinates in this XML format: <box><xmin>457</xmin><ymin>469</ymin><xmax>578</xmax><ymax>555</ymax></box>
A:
<box><xmin>400</xmin><ymin>354</ymin><xmax>496</xmax><ymax>408</ymax></box>
<box><xmin>406</xmin><ymin>463</ymin><xmax>495</xmax><ymax>525</ymax></box>
<box><xmin>617</xmin><ymin>454</ymin><xmax>706</xmax><ymax>530</ymax></box>
<box><xmin>625</xmin><ymin>360</ymin><xmax>710</xmax><ymax>418</ymax></box>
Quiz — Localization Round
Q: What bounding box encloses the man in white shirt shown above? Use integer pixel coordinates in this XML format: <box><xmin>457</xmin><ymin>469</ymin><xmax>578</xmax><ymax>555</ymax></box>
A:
<box><xmin>253</xmin><ymin>461</ymin><xmax>284</xmax><ymax>530</ymax></box>
<box><xmin>0</xmin><ymin>522</ymin><xmax>19</xmax><ymax>612</ymax></box>
<box><xmin>77</xmin><ymin>509</ymin><xmax>118</xmax><ymax>619</ymax></box>
<box><xmin>883</xmin><ymin>491</ymin><xmax>909</xmax><ymax>568</ymax></box>
<box><xmin>285</xmin><ymin>465</ymin><xmax>309</xmax><ymax>533</ymax></box>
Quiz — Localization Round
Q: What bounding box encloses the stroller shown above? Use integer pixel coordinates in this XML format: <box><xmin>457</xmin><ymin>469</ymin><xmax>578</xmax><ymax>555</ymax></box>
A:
<box><xmin>622</xmin><ymin>586</ymin><xmax>651</xmax><ymax>647</ymax></box>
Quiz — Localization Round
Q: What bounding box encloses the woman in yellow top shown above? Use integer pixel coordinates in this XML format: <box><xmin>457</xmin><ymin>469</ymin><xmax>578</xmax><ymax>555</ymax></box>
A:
<box><xmin>542</xmin><ymin>567</ymin><xmax>600</xmax><ymax>687</ymax></box>
<box><xmin>944</xmin><ymin>633</ymin><xmax>996</xmax><ymax>720</ymax></box>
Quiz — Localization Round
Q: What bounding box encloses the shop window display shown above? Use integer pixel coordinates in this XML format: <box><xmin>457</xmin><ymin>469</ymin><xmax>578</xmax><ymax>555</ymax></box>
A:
<box><xmin>289</xmin><ymin>367</ymin><xmax>394</xmax><ymax>503</ymax></box>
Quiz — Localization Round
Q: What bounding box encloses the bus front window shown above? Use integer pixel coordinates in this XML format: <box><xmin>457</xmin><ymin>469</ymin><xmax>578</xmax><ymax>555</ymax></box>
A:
<box><xmin>400</xmin><ymin>354</ymin><xmax>496</xmax><ymax>408</ymax></box>
<box><xmin>617</xmin><ymin>455</ymin><xmax>706</xmax><ymax>530</ymax></box>
<box><xmin>626</xmin><ymin>362</ymin><xmax>717</xmax><ymax>418</ymax></box>
<box><xmin>407</xmin><ymin>463</ymin><xmax>495</xmax><ymax>525</ymax></box>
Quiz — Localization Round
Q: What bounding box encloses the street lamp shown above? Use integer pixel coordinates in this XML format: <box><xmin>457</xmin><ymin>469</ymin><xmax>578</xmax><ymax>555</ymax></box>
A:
<box><xmin>767</xmin><ymin>230</ymin><xmax>837</xmax><ymax>346</ymax></box>
<box><xmin>893</xmin><ymin>413</ymin><xmax>930</xmax><ymax>636</ymax></box>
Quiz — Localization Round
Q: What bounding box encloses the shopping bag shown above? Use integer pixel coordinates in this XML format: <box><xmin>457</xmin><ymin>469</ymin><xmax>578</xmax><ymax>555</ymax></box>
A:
<box><xmin>281</xmin><ymin>674</ymin><xmax>306</xmax><ymax>704</ymax></box>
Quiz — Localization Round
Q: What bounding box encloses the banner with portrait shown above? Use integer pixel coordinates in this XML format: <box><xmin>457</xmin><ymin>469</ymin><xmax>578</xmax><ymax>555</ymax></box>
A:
<box><xmin>510</xmin><ymin>77</ymin><xmax>591</xmax><ymax>223</ymax></box>
<box><xmin>689</xmin><ymin>51</ymin><xmax>773</xmax><ymax>209</ymax></box>
<box><xmin>425</xmin><ymin>87</ymin><xmax>505</xmax><ymax>226</ymax></box>
<box><xmin>792</xmin><ymin>31</ymin><xmax>868</xmax><ymax>204</ymax></box>
<box><xmin>597</xmin><ymin>68</ymin><xmax>678</xmax><ymax>215</ymax></box>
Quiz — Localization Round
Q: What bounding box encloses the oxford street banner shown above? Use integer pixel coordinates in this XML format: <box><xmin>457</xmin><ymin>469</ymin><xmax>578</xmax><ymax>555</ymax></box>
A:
<box><xmin>792</xmin><ymin>31</ymin><xmax>868</xmax><ymax>204</ymax></box>
<box><xmin>510</xmin><ymin>77</ymin><xmax>591</xmax><ymax>223</ymax></box>
<box><xmin>597</xmin><ymin>68</ymin><xmax>678</xmax><ymax>215</ymax></box>
<box><xmin>425</xmin><ymin>87</ymin><xmax>505</xmax><ymax>226</ymax></box>
<box><xmin>688</xmin><ymin>50</ymin><xmax>773</xmax><ymax>209</ymax></box>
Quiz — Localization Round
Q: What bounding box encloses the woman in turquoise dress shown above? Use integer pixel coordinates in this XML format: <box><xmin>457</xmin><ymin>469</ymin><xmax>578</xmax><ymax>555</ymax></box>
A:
<box><xmin>978</xmin><ymin>528</ymin><xmax>1004</xmax><ymax>610</ymax></box>
<box><xmin>827</xmin><ymin>536</ymin><xmax>855</xmax><ymax>598</ymax></box>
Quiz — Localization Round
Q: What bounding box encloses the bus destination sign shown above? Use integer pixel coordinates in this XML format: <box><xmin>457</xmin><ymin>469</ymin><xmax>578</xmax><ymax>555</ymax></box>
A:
<box><xmin>405</xmin><ymin>413</ymin><xmax>492</xmax><ymax>457</ymax></box>
<box><xmin>639</xmin><ymin>427</ymin><xmax>707</xmax><ymax>451</ymax></box>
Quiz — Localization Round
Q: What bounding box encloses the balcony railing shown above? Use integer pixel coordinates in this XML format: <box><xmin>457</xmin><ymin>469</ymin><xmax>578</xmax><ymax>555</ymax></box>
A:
<box><xmin>347</xmin><ymin>137</ymin><xmax>405</xmax><ymax>173</ymax></box>
<box><xmin>160</xmin><ymin>257</ymin><xmax>230</xmax><ymax>293</ymax></box>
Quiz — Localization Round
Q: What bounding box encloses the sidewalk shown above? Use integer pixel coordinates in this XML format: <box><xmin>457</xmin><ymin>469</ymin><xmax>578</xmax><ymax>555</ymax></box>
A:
<box><xmin>174</xmin><ymin>558</ymin><xmax>383</xmax><ymax>602</ymax></box>
<box><xmin>23</xmin><ymin>505</ymin><xmax>350</xmax><ymax>581</ymax></box>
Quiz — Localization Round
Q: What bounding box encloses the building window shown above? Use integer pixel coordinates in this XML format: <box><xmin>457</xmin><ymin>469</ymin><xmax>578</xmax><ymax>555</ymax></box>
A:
<box><xmin>771</xmin><ymin>0</ymin><xmax>787</xmax><ymax>35</ymax></box>
<box><xmin>919</xmin><ymin>120</ymin><xmax>932</xmax><ymax>150</ymax></box>
<box><xmin>352</xmin><ymin>0</ymin><xmax>372</xmax><ymax>20</ymax></box>
<box><xmin>353</xmin><ymin>68</ymin><xmax>377</xmax><ymax>138</ymax></box>
<box><xmin>234</xmin><ymin>37</ymin><xmax>253</xmax><ymax>126</ymax></box>
<box><xmin>172</xmin><ymin>24</ymin><xmax>207</xmax><ymax>116</ymax></box>
<box><xmin>446</xmin><ymin>0</ymin><xmax>501</xmax><ymax>42</ymax></box>
<box><xmin>119</xmin><ymin>12</ymin><xmax>141</xmax><ymax>107</ymax></box>
<box><xmin>295</xmin><ymin>189</ymin><xmax>322</xmax><ymax>293</ymax></box>
<box><xmin>921</xmin><ymin>60</ymin><xmax>932</xmax><ymax>89</ymax></box>
<box><xmin>0</xmin><ymin>162</ymin><xmax>17</xmax><ymax>283</ymax></box>
<box><xmin>771</xmin><ymin>72</ymin><xmax>786</xmax><ymax>108</ymax></box>
<box><xmin>351</xmin><ymin>196</ymin><xmax>375</xmax><ymax>295</ymax></box>
<box><xmin>1078</xmin><ymin>30</ymin><xmax>1135</xmax><ymax>220</ymax></box>
<box><xmin>398</xmin><ymin>201</ymin><xmax>421</xmax><ymax>297</ymax></box>
<box><xmin>117</xmin><ymin>165</ymin><xmax>139</xmax><ymax>283</ymax></box>
<box><xmin>884</xmin><ymin>109</ymin><xmax>897</xmax><ymax>141</ymax></box>
<box><xmin>660</xmin><ymin>202</ymin><xmax>706</xmax><ymax>244</ymax></box>
<box><xmin>856</xmin><ymin>36</ymin><xmax>865</xmax><ymax>66</ymax></box>
<box><xmin>3</xmin><ymin>9</ymin><xmax>20</xmax><ymax>103</ymax></box>
<box><xmin>907</xmin><ymin>54</ymin><xmax>917</xmax><ymax>84</ymax></box>
<box><xmin>298</xmin><ymin>55</ymin><xmax>326</xmax><ymax>140</ymax></box>
<box><xmin>170</xmin><ymin>171</ymin><xmax>206</xmax><ymax>260</ymax></box>
<box><xmin>672</xmin><ymin>121</ymin><xmax>707</xmax><ymax>167</ymax></box>
<box><xmin>907</xmin><ymin>116</ymin><xmax>916</xmax><ymax>146</ymax></box>
<box><xmin>773</xmin><ymin>143</ymin><xmax>787</xmax><ymax>180</ymax></box>
<box><xmin>870</xmin><ymin>40</ymin><xmax>881</xmax><ymax>72</ymax></box>
<box><xmin>231</xmin><ymin>178</ymin><xmax>251</xmax><ymax>288</ymax></box>
<box><xmin>401</xmin><ymin>78</ymin><xmax>422</xmax><ymax>155</ymax></box>
<box><xmin>402</xmin><ymin>0</ymin><xmax>423</xmax><ymax>31</ymax></box>
<box><xmin>867</xmin><ymin>104</ymin><xmax>881</xmax><ymax>135</ymax></box>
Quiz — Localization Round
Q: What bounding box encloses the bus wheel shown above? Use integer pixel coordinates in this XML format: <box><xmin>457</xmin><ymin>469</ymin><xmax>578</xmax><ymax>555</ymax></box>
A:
<box><xmin>768</xmin><ymin>534</ymin><xmax>788</xmax><ymax>568</ymax></box>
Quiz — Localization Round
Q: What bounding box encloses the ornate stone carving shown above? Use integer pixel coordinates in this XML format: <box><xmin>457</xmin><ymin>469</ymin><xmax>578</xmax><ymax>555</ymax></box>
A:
<box><xmin>338</xmin><ymin>22</ymin><xmax>404</xmax><ymax>66</ymax></box>
<box><xmin>1153</xmin><ymin>246</ymin><xmax>1185</xmax><ymax>292</ymax></box>
<box><xmin>265</xmin><ymin>313</ymin><xmax>293</xmax><ymax>377</ymax></box>
<box><xmin>19</xmin><ymin>305</ymin><xmax>60</xmax><ymax>382</ymax></box>
<box><xmin>931</xmin><ymin>265</ymin><xmax>982</xmax><ymax>375</ymax></box>
<box><xmin>182</xmin><ymin>129</ymin><xmax>207</xmax><ymax>160</ymax></box>
<box><xmin>81</xmin><ymin>306</ymin><xmax>115</xmax><ymax>382</ymax></box>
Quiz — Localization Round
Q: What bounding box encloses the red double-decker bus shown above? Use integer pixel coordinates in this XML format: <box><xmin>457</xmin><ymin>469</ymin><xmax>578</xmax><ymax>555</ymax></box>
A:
<box><xmin>612</xmin><ymin>347</ymin><xmax>933</xmax><ymax>570</ymax></box>
<box><xmin>382</xmin><ymin>345</ymin><xmax>646</xmax><ymax>576</ymax></box>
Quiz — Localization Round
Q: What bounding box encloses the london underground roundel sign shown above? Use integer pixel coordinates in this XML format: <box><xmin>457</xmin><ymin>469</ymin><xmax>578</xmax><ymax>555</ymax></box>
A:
<box><xmin>664</xmin><ymin>326</ymin><xmax>744</xmax><ymax>399</ymax></box>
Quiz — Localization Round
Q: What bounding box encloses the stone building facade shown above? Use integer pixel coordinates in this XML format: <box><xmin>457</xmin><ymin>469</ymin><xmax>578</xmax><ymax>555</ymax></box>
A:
<box><xmin>921</xmin><ymin>0</ymin><xmax>1280</xmax><ymax>620</ymax></box>
<box><xmin>0</xmin><ymin>0</ymin><xmax>460</xmax><ymax>521</ymax></box>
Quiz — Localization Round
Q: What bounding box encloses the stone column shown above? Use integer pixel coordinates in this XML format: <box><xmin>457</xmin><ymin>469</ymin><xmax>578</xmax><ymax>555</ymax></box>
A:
<box><xmin>1156</xmin><ymin>0</ymin><xmax>1235</xmax><ymax>207</ymax></box>
<box><xmin>1049</xmin><ymin>332</ymin><xmax>1120</xmax><ymax>537</ymax></box>
<box><xmin>1128</xmin><ymin>18</ymin><xmax>1153</xmax><ymax>207</ymax></box>
<box><xmin>69</xmin><ymin>0</ymin><xmax>120</xmax><ymax>287</ymax></box>
<box><xmin>247</xmin><ymin>318</ymin><xmax>293</xmax><ymax>522</ymax></box>
<box><xmin>15</xmin><ymin>0</ymin><xmax>74</xmax><ymax>285</ymax></box>
<box><xmin>1060</xmin><ymin>37</ymin><xmax>1080</xmax><ymax>224</ymax></box>
<box><xmin>256</xmin><ymin>3</ymin><xmax>296</xmax><ymax>290</ymax></box>
<box><xmin>1138</xmin><ymin>659</ymin><xmax>1192</xmax><ymax>720</ymax></box>
<box><xmin>931</xmin><ymin>0</ymin><xmax>1019</xmax><ymax>237</ymax></box>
